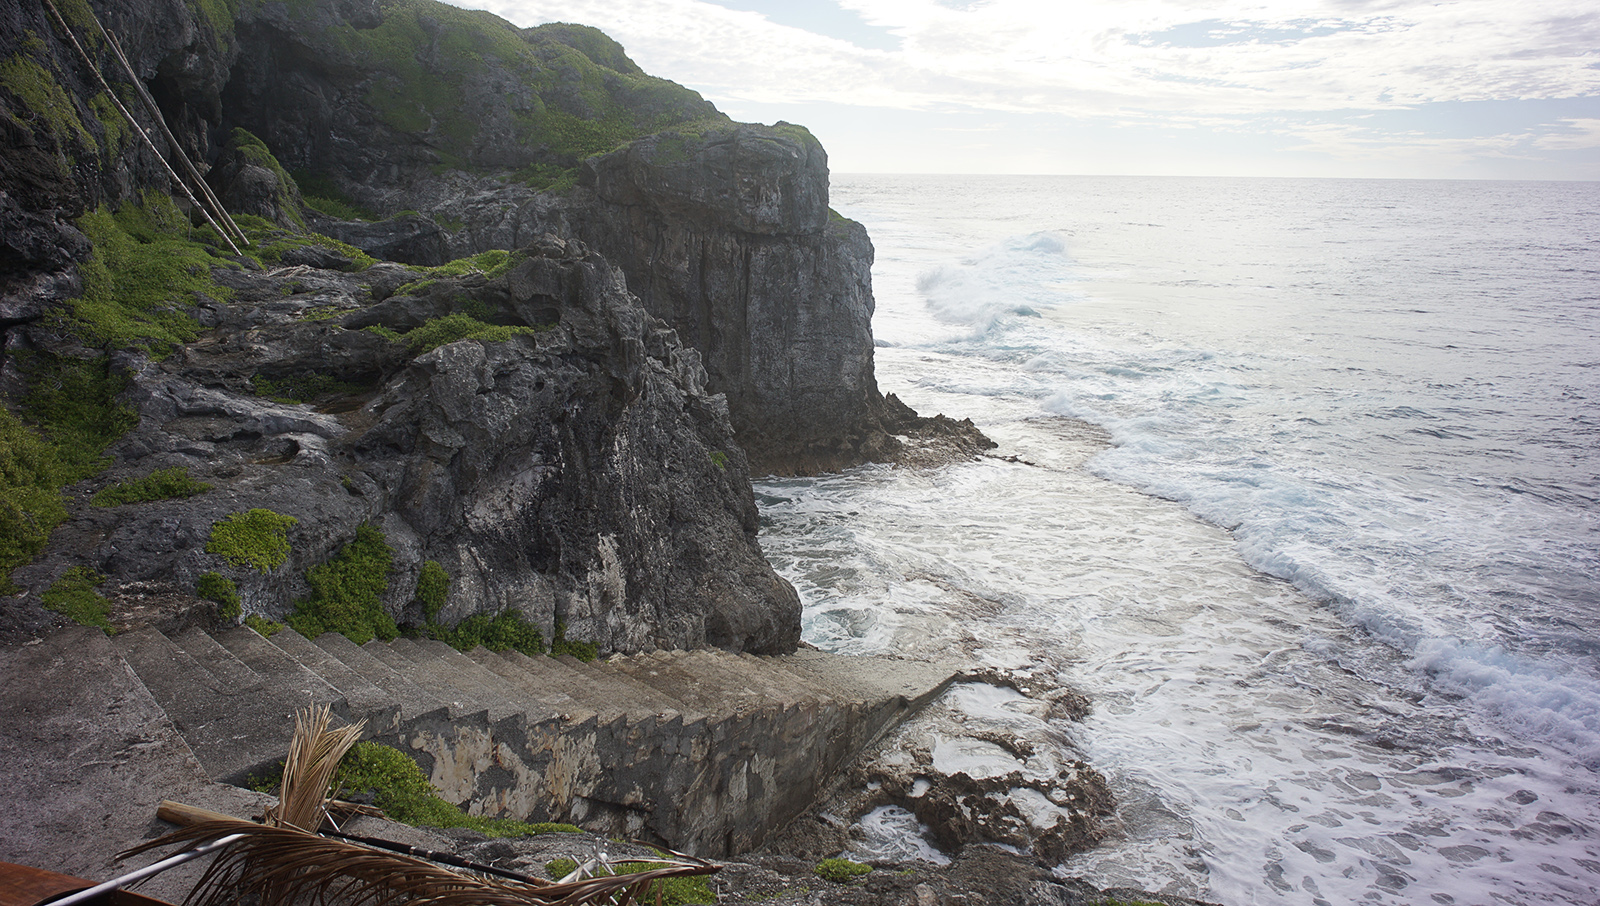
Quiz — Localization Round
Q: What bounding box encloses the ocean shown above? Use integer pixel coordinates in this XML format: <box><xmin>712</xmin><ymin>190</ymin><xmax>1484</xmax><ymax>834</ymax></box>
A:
<box><xmin>753</xmin><ymin>176</ymin><xmax>1600</xmax><ymax>906</ymax></box>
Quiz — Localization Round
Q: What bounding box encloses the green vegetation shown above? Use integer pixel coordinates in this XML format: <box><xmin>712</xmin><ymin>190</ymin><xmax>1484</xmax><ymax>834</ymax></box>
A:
<box><xmin>290</xmin><ymin>171</ymin><xmax>378</xmax><ymax>222</ymax></box>
<box><xmin>251</xmin><ymin>373</ymin><xmax>366</xmax><ymax>404</ymax></box>
<box><xmin>413</xmin><ymin>559</ymin><xmax>450</xmax><ymax>622</ymax></box>
<box><xmin>245</xmin><ymin>613</ymin><xmax>284</xmax><ymax>637</ymax></box>
<box><xmin>813</xmin><ymin>858</ymin><xmax>871</xmax><ymax>884</ymax></box>
<box><xmin>70</xmin><ymin>194</ymin><xmax>221</xmax><ymax>354</ymax></box>
<box><xmin>299</xmin><ymin>0</ymin><xmax>717</xmax><ymax>171</ymax></box>
<box><xmin>42</xmin><ymin>566</ymin><xmax>113</xmax><ymax>633</ymax></box>
<box><xmin>286</xmin><ymin>523</ymin><xmax>396</xmax><ymax>645</ymax></box>
<box><xmin>393</xmin><ymin>249</ymin><xmax>527</xmax><ymax>296</ymax></box>
<box><xmin>1</xmin><ymin>353</ymin><xmax>138</xmax><ymax>583</ymax></box>
<box><xmin>0</xmin><ymin>53</ymin><xmax>95</xmax><ymax>158</ymax></box>
<box><xmin>0</xmin><ymin>408</ymin><xmax>69</xmax><ymax>586</ymax></box>
<box><xmin>226</xmin><ymin>128</ymin><xmax>305</xmax><ymax>227</ymax></box>
<box><xmin>364</xmin><ymin>325</ymin><xmax>404</xmax><ymax>342</ymax></box>
<box><xmin>334</xmin><ymin>741</ymin><xmax>583</xmax><ymax>837</ymax></box>
<box><xmin>429</xmin><ymin>609</ymin><xmax>545</xmax><ymax>656</ymax></box>
<box><xmin>404</xmin><ymin>313</ymin><xmax>545</xmax><ymax>355</ymax></box>
<box><xmin>227</xmin><ymin>212</ymin><xmax>376</xmax><ymax>273</ymax></box>
<box><xmin>710</xmin><ymin>450</ymin><xmax>728</xmax><ymax>472</ymax></box>
<box><xmin>550</xmin><ymin>618</ymin><xmax>598</xmax><ymax>662</ymax></box>
<box><xmin>196</xmin><ymin>571</ymin><xmax>241</xmax><ymax>621</ymax></box>
<box><xmin>207</xmin><ymin>508</ymin><xmax>297</xmax><ymax>572</ymax></box>
<box><xmin>92</xmin><ymin>467</ymin><xmax>211</xmax><ymax>507</ymax></box>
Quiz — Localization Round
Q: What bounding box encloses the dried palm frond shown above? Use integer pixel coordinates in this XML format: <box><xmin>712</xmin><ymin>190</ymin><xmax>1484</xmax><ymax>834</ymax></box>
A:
<box><xmin>120</xmin><ymin>818</ymin><xmax>718</xmax><ymax>906</ymax></box>
<box><xmin>266</xmin><ymin>704</ymin><xmax>365</xmax><ymax>832</ymax></box>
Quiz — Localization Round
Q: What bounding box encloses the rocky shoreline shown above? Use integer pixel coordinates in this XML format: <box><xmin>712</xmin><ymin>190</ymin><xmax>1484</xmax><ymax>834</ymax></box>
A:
<box><xmin>0</xmin><ymin>0</ymin><xmax>1207</xmax><ymax>901</ymax></box>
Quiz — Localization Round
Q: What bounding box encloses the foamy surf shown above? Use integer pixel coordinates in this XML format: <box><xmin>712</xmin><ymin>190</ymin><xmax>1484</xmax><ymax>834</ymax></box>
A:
<box><xmin>757</xmin><ymin>175</ymin><xmax>1600</xmax><ymax>905</ymax></box>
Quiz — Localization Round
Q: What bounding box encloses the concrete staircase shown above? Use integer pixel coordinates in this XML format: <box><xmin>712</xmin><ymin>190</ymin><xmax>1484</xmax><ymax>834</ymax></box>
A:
<box><xmin>105</xmin><ymin>625</ymin><xmax>961</xmax><ymax>856</ymax></box>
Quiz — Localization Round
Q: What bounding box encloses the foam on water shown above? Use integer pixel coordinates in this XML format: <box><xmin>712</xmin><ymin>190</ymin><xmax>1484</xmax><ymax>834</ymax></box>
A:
<box><xmin>757</xmin><ymin>176</ymin><xmax>1600</xmax><ymax>905</ymax></box>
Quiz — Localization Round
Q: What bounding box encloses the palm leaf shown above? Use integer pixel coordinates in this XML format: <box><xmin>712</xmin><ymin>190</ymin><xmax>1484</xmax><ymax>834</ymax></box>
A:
<box><xmin>121</xmin><ymin>819</ymin><xmax>718</xmax><ymax>906</ymax></box>
<box><xmin>267</xmin><ymin>704</ymin><xmax>366</xmax><ymax>832</ymax></box>
<box><xmin>122</xmin><ymin>704</ymin><xmax>718</xmax><ymax>906</ymax></box>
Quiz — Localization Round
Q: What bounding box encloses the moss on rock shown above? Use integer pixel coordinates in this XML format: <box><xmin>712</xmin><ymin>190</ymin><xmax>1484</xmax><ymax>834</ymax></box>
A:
<box><xmin>207</xmin><ymin>508</ymin><xmax>297</xmax><ymax>572</ymax></box>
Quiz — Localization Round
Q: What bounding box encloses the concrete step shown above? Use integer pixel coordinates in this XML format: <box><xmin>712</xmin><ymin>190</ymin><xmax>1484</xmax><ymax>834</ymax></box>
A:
<box><xmin>607</xmin><ymin>650</ymin><xmax>735</xmax><ymax>715</ymax></box>
<box><xmin>462</xmin><ymin>647</ymin><xmax>582</xmax><ymax>720</ymax></box>
<box><xmin>773</xmin><ymin>650</ymin><xmax>963</xmax><ymax>712</ymax></box>
<box><xmin>686</xmin><ymin>649</ymin><xmax>816</xmax><ymax>710</ymax></box>
<box><xmin>213</xmin><ymin>627</ymin><xmax>348</xmax><ymax>713</ymax></box>
<box><xmin>498</xmin><ymin>649</ymin><xmax>600</xmax><ymax>725</ymax></box>
<box><xmin>265</xmin><ymin>628</ymin><xmax>399</xmax><ymax>734</ymax></box>
<box><xmin>112</xmin><ymin>627</ymin><xmax>312</xmax><ymax>782</ymax></box>
<box><xmin>364</xmin><ymin>639</ymin><xmax>491</xmax><ymax>718</ymax></box>
<box><xmin>549</xmin><ymin>655</ymin><xmax>674</xmax><ymax>722</ymax></box>
<box><xmin>312</xmin><ymin>631</ymin><xmax>447</xmax><ymax>722</ymax></box>
<box><xmin>408</xmin><ymin>639</ymin><xmax>530</xmax><ymax>723</ymax></box>
<box><xmin>171</xmin><ymin>626</ymin><xmax>263</xmax><ymax>692</ymax></box>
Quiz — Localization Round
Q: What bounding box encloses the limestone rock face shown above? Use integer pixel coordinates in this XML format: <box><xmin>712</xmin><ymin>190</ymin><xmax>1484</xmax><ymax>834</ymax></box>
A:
<box><xmin>350</xmin><ymin>239</ymin><xmax>799</xmax><ymax>653</ymax></box>
<box><xmin>4</xmin><ymin>237</ymin><xmax>798</xmax><ymax>654</ymax></box>
<box><xmin>563</xmin><ymin>124</ymin><xmax>890</xmax><ymax>473</ymax></box>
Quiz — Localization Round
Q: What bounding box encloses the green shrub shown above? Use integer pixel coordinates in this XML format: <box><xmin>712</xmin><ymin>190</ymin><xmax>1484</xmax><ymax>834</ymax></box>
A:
<box><xmin>92</xmin><ymin>467</ymin><xmax>211</xmax><ymax>506</ymax></box>
<box><xmin>207</xmin><ymin>509</ymin><xmax>297</xmax><ymax>572</ymax></box>
<box><xmin>42</xmin><ymin>566</ymin><xmax>113</xmax><ymax>633</ymax></box>
<box><xmin>287</xmin><ymin>523</ymin><xmax>396</xmax><ymax>645</ymax></box>
<box><xmin>430</xmin><ymin>609</ymin><xmax>544</xmax><ymax>656</ymax></box>
<box><xmin>69</xmin><ymin>196</ymin><xmax>222</xmax><ymax>354</ymax></box>
<box><xmin>413</xmin><ymin>560</ymin><xmax>450</xmax><ymax>622</ymax></box>
<box><xmin>2</xmin><ymin>353</ymin><xmax>138</xmax><ymax>584</ymax></box>
<box><xmin>196</xmin><ymin>571</ymin><xmax>241</xmax><ymax>621</ymax></box>
<box><xmin>21</xmin><ymin>352</ymin><xmax>138</xmax><ymax>483</ymax></box>
<box><xmin>334</xmin><ymin>741</ymin><xmax>583</xmax><ymax>837</ymax></box>
<box><xmin>245</xmin><ymin>613</ymin><xmax>284</xmax><ymax>637</ymax></box>
<box><xmin>546</xmin><ymin>858</ymin><xmax>580</xmax><ymax>881</ymax></box>
<box><xmin>814</xmin><ymin>858</ymin><xmax>871</xmax><ymax>883</ymax></box>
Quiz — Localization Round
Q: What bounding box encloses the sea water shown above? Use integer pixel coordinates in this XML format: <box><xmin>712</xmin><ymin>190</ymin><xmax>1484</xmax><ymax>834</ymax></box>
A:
<box><xmin>754</xmin><ymin>176</ymin><xmax>1600</xmax><ymax>905</ymax></box>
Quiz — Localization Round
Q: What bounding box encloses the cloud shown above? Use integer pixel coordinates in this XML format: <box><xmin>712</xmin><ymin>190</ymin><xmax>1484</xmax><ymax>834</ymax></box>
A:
<box><xmin>469</xmin><ymin>0</ymin><xmax>1599</xmax><ymax>116</ymax></box>
<box><xmin>450</xmin><ymin>0</ymin><xmax>1600</xmax><ymax>176</ymax></box>
<box><xmin>1535</xmin><ymin>118</ymin><xmax>1600</xmax><ymax>150</ymax></box>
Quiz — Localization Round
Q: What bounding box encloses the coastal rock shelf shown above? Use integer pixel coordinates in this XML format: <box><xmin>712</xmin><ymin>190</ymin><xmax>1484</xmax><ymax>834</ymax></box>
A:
<box><xmin>102</xmin><ymin>624</ymin><xmax>962</xmax><ymax>856</ymax></box>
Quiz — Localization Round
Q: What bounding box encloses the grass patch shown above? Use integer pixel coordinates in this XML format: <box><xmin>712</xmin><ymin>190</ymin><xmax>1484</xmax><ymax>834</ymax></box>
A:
<box><xmin>42</xmin><ymin>566</ymin><xmax>113</xmax><ymax>633</ymax></box>
<box><xmin>91</xmin><ymin>467</ymin><xmax>211</xmax><ymax>507</ymax></box>
<box><xmin>334</xmin><ymin>741</ymin><xmax>584</xmax><ymax>837</ymax></box>
<box><xmin>69</xmin><ymin>194</ymin><xmax>223</xmax><ymax>355</ymax></box>
<box><xmin>0</xmin><ymin>408</ymin><xmax>69</xmax><ymax>585</ymax></box>
<box><xmin>404</xmin><ymin>313</ymin><xmax>544</xmax><ymax>355</ymax></box>
<box><xmin>814</xmin><ymin>858</ymin><xmax>871</xmax><ymax>884</ymax></box>
<box><xmin>1</xmin><ymin>354</ymin><xmax>137</xmax><ymax>582</ymax></box>
<box><xmin>196</xmin><ymin>571</ymin><xmax>241</xmax><ymax>621</ymax></box>
<box><xmin>286</xmin><ymin>523</ymin><xmax>396</xmax><ymax>645</ymax></box>
<box><xmin>207</xmin><ymin>508</ymin><xmax>297</xmax><ymax>572</ymax></box>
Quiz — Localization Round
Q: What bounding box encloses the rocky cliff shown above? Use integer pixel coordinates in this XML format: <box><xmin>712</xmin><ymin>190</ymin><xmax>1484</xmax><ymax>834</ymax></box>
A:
<box><xmin>0</xmin><ymin>0</ymin><xmax>816</xmax><ymax>651</ymax></box>
<box><xmin>0</xmin><ymin>0</ymin><xmax>992</xmax><ymax>646</ymax></box>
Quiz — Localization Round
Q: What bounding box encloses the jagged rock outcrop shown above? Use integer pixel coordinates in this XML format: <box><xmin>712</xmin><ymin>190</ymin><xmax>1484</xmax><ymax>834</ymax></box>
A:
<box><xmin>562</xmin><ymin>124</ymin><xmax>898</xmax><ymax>473</ymax></box>
<box><xmin>5</xmin><ymin>233</ymin><xmax>798</xmax><ymax>653</ymax></box>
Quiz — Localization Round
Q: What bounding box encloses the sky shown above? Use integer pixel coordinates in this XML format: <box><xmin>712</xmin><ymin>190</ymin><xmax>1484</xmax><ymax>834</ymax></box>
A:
<box><xmin>446</xmin><ymin>0</ymin><xmax>1600</xmax><ymax>179</ymax></box>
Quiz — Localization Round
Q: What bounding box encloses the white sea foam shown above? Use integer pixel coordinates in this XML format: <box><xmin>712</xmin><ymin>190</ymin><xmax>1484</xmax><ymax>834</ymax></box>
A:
<box><xmin>759</xmin><ymin>176</ymin><xmax>1600</xmax><ymax>905</ymax></box>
